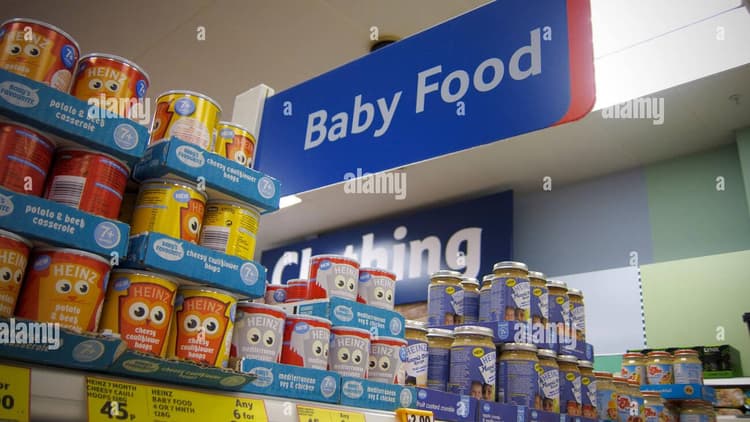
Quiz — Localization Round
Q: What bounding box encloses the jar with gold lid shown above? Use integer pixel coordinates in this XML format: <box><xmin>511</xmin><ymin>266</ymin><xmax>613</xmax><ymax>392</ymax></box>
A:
<box><xmin>621</xmin><ymin>352</ymin><xmax>646</xmax><ymax>384</ymax></box>
<box><xmin>499</xmin><ymin>342</ymin><xmax>539</xmax><ymax>407</ymax></box>
<box><xmin>448</xmin><ymin>326</ymin><xmax>496</xmax><ymax>401</ymax></box>
<box><xmin>595</xmin><ymin>371</ymin><xmax>618</xmax><ymax>421</ymax></box>
<box><xmin>537</xmin><ymin>349</ymin><xmax>560</xmax><ymax>413</ymax></box>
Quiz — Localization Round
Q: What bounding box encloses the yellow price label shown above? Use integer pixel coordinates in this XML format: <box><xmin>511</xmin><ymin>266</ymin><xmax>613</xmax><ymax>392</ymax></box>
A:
<box><xmin>0</xmin><ymin>363</ymin><xmax>30</xmax><ymax>422</ymax></box>
<box><xmin>297</xmin><ymin>405</ymin><xmax>365</xmax><ymax>422</ymax></box>
<box><xmin>87</xmin><ymin>377</ymin><xmax>267</xmax><ymax>421</ymax></box>
<box><xmin>395</xmin><ymin>408</ymin><xmax>434</xmax><ymax>422</ymax></box>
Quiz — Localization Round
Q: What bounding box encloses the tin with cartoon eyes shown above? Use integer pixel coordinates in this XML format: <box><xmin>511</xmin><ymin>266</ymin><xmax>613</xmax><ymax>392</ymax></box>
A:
<box><xmin>230</xmin><ymin>301</ymin><xmax>286</xmax><ymax>365</ymax></box>
<box><xmin>166</xmin><ymin>286</ymin><xmax>237</xmax><ymax>368</ymax></box>
<box><xmin>357</xmin><ymin>267</ymin><xmax>396</xmax><ymax>310</ymax></box>
<box><xmin>281</xmin><ymin>314</ymin><xmax>331</xmax><ymax>370</ymax></box>
<box><xmin>308</xmin><ymin>255</ymin><xmax>359</xmax><ymax>300</ymax></box>
<box><xmin>213</xmin><ymin>122</ymin><xmax>257</xmax><ymax>168</ymax></box>
<box><xmin>70</xmin><ymin>53</ymin><xmax>150</xmax><ymax>119</ymax></box>
<box><xmin>15</xmin><ymin>247</ymin><xmax>111</xmax><ymax>331</ymax></box>
<box><xmin>130</xmin><ymin>178</ymin><xmax>207</xmax><ymax>244</ymax></box>
<box><xmin>0</xmin><ymin>229</ymin><xmax>32</xmax><ymax>318</ymax></box>
<box><xmin>149</xmin><ymin>90</ymin><xmax>221</xmax><ymax>150</ymax></box>
<box><xmin>329</xmin><ymin>326</ymin><xmax>371</xmax><ymax>378</ymax></box>
<box><xmin>369</xmin><ymin>336</ymin><xmax>407</xmax><ymax>384</ymax></box>
<box><xmin>98</xmin><ymin>269</ymin><xmax>179</xmax><ymax>357</ymax></box>
<box><xmin>0</xmin><ymin>18</ymin><xmax>80</xmax><ymax>91</ymax></box>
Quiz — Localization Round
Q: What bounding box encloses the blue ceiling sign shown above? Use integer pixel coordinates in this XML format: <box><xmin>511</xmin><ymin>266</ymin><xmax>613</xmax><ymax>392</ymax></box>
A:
<box><xmin>256</xmin><ymin>0</ymin><xmax>595</xmax><ymax>195</ymax></box>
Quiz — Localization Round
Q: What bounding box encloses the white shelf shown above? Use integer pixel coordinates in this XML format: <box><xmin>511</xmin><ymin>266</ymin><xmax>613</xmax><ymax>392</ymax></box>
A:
<box><xmin>23</xmin><ymin>363</ymin><xmax>403</xmax><ymax>422</ymax></box>
<box><xmin>704</xmin><ymin>377</ymin><xmax>750</xmax><ymax>386</ymax></box>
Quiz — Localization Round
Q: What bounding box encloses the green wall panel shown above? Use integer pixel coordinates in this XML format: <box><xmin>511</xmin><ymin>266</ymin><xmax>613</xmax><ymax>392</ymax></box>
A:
<box><xmin>594</xmin><ymin>354</ymin><xmax>623</xmax><ymax>374</ymax></box>
<box><xmin>737</xmin><ymin>128</ymin><xmax>750</xmax><ymax>215</ymax></box>
<box><xmin>645</xmin><ymin>144</ymin><xmax>750</xmax><ymax>263</ymax></box>
<box><xmin>641</xmin><ymin>250</ymin><xmax>750</xmax><ymax>376</ymax></box>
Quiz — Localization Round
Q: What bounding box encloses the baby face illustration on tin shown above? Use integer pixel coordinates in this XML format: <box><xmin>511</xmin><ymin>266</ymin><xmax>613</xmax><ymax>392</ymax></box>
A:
<box><xmin>0</xmin><ymin>260</ymin><xmax>25</xmax><ymax>316</ymax></box>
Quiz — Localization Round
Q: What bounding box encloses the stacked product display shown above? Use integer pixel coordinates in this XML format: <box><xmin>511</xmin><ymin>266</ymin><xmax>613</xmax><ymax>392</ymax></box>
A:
<box><xmin>414</xmin><ymin>262</ymin><xmax>620</xmax><ymax>421</ymax></box>
<box><xmin>614</xmin><ymin>348</ymin><xmax>718</xmax><ymax>422</ymax></box>
<box><xmin>254</xmin><ymin>254</ymin><xmax>413</xmax><ymax>410</ymax></box>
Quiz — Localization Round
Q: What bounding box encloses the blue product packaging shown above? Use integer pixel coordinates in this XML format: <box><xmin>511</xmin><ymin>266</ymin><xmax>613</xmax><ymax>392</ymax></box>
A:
<box><xmin>478</xmin><ymin>400</ymin><xmax>526</xmax><ymax>422</ymax></box>
<box><xmin>558</xmin><ymin>355</ymin><xmax>582</xmax><ymax>416</ymax></box>
<box><xmin>497</xmin><ymin>343</ymin><xmax>539</xmax><ymax>407</ymax></box>
<box><xmin>489</xmin><ymin>262</ymin><xmax>530</xmax><ymax>323</ymax></box>
<box><xmin>448</xmin><ymin>326</ymin><xmax>496</xmax><ymax>402</ymax></box>
<box><xmin>426</xmin><ymin>328</ymin><xmax>453</xmax><ymax>391</ymax></box>
<box><xmin>0</xmin><ymin>187</ymin><xmax>129</xmax><ymax>258</ymax></box>
<box><xmin>427</xmin><ymin>272</ymin><xmax>463</xmax><ymax>326</ymax></box>
<box><xmin>132</xmin><ymin>138</ymin><xmax>280</xmax><ymax>213</ymax></box>
<box><xmin>339</xmin><ymin>377</ymin><xmax>416</xmax><ymax>411</ymax></box>
<box><xmin>415</xmin><ymin>388</ymin><xmax>478</xmax><ymax>421</ymax></box>
<box><xmin>238</xmin><ymin>358</ymin><xmax>341</xmax><ymax>404</ymax></box>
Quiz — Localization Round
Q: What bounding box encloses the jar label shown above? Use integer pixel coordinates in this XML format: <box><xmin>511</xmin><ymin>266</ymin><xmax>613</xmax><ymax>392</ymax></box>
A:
<box><xmin>478</xmin><ymin>288</ymin><xmax>491</xmax><ymax>322</ymax></box>
<box><xmin>489</xmin><ymin>277</ymin><xmax>530</xmax><ymax>322</ymax></box>
<box><xmin>498</xmin><ymin>358</ymin><xmax>537</xmax><ymax>407</ymax></box>
<box><xmin>462</xmin><ymin>290</ymin><xmax>479</xmax><ymax>323</ymax></box>
<box><xmin>560</xmin><ymin>369</ymin><xmax>582</xmax><ymax>415</ymax></box>
<box><xmin>402</xmin><ymin>339</ymin><xmax>428</xmax><ymax>386</ymax></box>
<box><xmin>617</xmin><ymin>393</ymin><xmax>631</xmax><ymax>422</ymax></box>
<box><xmin>644</xmin><ymin>403</ymin><xmax>664</xmax><ymax>422</ymax></box>
<box><xmin>448</xmin><ymin>345</ymin><xmax>495</xmax><ymax>401</ymax></box>
<box><xmin>548</xmin><ymin>292</ymin><xmax>570</xmax><ymax>328</ymax></box>
<box><xmin>622</xmin><ymin>364</ymin><xmax>646</xmax><ymax>384</ymax></box>
<box><xmin>597</xmin><ymin>388</ymin><xmax>618</xmax><ymax>421</ymax></box>
<box><xmin>538</xmin><ymin>364</ymin><xmax>560</xmax><ymax>413</ymax></box>
<box><xmin>646</xmin><ymin>363</ymin><xmax>673</xmax><ymax>385</ymax></box>
<box><xmin>427</xmin><ymin>346</ymin><xmax>450</xmax><ymax>391</ymax></box>
<box><xmin>673</xmin><ymin>362</ymin><xmax>702</xmax><ymax>384</ymax></box>
<box><xmin>427</xmin><ymin>284</ymin><xmax>463</xmax><ymax>326</ymax></box>
<box><xmin>531</xmin><ymin>286</ymin><xmax>549</xmax><ymax>324</ymax></box>
<box><xmin>571</xmin><ymin>302</ymin><xmax>585</xmax><ymax>340</ymax></box>
<box><xmin>581</xmin><ymin>375</ymin><xmax>597</xmax><ymax>418</ymax></box>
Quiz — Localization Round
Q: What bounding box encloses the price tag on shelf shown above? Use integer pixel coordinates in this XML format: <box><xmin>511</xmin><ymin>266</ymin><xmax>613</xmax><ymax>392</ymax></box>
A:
<box><xmin>395</xmin><ymin>408</ymin><xmax>434</xmax><ymax>422</ymax></box>
<box><xmin>297</xmin><ymin>405</ymin><xmax>365</xmax><ymax>422</ymax></box>
<box><xmin>86</xmin><ymin>377</ymin><xmax>267</xmax><ymax>421</ymax></box>
<box><xmin>0</xmin><ymin>363</ymin><xmax>30</xmax><ymax>422</ymax></box>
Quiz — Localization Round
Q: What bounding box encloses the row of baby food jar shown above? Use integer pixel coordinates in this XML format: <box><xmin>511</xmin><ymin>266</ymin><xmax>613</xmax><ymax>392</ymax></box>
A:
<box><xmin>0</xmin><ymin>18</ymin><xmax>259</xmax><ymax>169</ymax></box>
<box><xmin>621</xmin><ymin>350</ymin><xmax>704</xmax><ymax>385</ymax></box>
<box><xmin>598</xmin><ymin>372</ymin><xmax>716</xmax><ymax>422</ymax></box>
<box><xmin>263</xmin><ymin>255</ymin><xmax>398</xmax><ymax>311</ymax></box>
<box><xmin>404</xmin><ymin>322</ymin><xmax>597</xmax><ymax>413</ymax></box>
<box><xmin>428</xmin><ymin>263</ymin><xmax>587</xmax><ymax>342</ymax></box>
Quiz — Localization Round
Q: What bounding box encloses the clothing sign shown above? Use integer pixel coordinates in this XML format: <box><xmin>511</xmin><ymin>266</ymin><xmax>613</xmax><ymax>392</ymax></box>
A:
<box><xmin>260</xmin><ymin>191</ymin><xmax>513</xmax><ymax>304</ymax></box>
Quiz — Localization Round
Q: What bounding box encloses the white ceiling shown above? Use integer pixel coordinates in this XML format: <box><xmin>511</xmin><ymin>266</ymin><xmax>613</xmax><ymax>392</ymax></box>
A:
<box><xmin>2</xmin><ymin>1</ymin><xmax>749</xmax><ymax>256</ymax></box>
